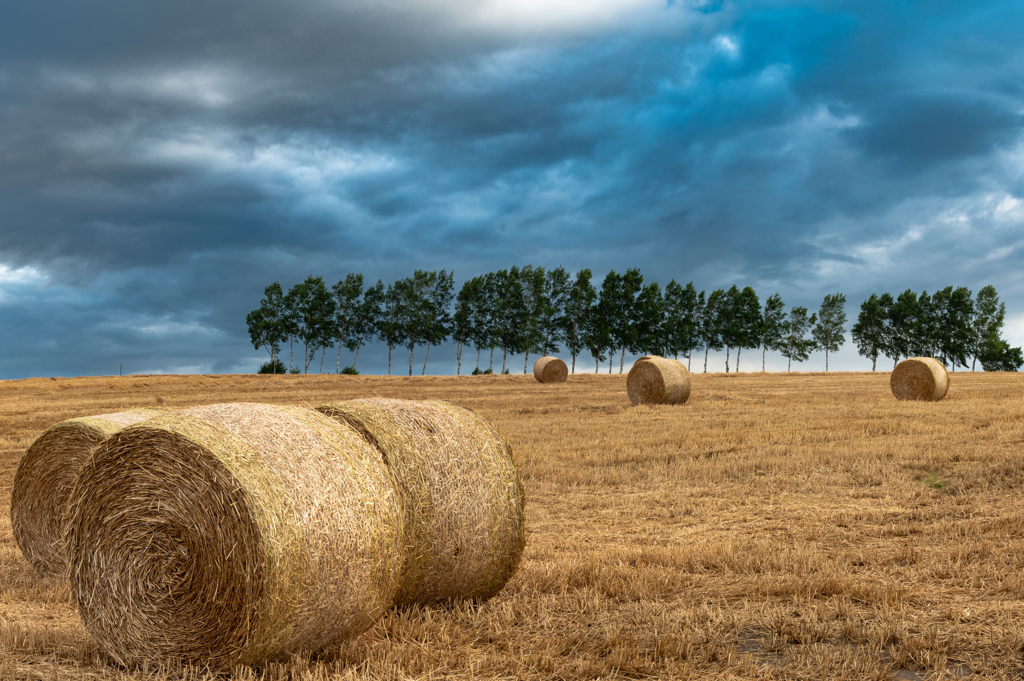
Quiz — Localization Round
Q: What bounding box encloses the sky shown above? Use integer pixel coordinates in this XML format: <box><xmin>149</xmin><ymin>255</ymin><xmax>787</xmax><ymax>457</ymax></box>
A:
<box><xmin>1</xmin><ymin>0</ymin><xmax>1022</xmax><ymax>378</ymax></box>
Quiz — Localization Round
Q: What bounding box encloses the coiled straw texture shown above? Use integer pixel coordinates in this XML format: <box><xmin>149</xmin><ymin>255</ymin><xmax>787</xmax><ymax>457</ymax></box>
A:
<box><xmin>316</xmin><ymin>399</ymin><xmax>525</xmax><ymax>606</ymax></box>
<box><xmin>533</xmin><ymin>356</ymin><xmax>568</xmax><ymax>383</ymax></box>
<box><xmin>890</xmin><ymin>357</ymin><xmax>950</xmax><ymax>401</ymax></box>
<box><xmin>66</xmin><ymin>403</ymin><xmax>404</xmax><ymax>668</ymax></box>
<box><xmin>11</xmin><ymin>408</ymin><xmax>166</xmax><ymax>576</ymax></box>
<box><xmin>626</xmin><ymin>355</ymin><xmax>692</xmax><ymax>406</ymax></box>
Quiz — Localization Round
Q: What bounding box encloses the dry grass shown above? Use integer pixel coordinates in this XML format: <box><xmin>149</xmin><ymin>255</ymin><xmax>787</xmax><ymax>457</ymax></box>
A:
<box><xmin>2</xmin><ymin>370</ymin><xmax>1024</xmax><ymax>679</ymax></box>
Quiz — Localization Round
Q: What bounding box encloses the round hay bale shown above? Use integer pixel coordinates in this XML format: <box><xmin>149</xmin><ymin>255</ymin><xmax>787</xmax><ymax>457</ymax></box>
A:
<box><xmin>66</xmin><ymin>403</ymin><xmax>404</xmax><ymax>668</ymax></box>
<box><xmin>316</xmin><ymin>398</ymin><xmax>525</xmax><ymax>606</ymax></box>
<box><xmin>533</xmin><ymin>356</ymin><xmax>568</xmax><ymax>383</ymax></box>
<box><xmin>626</xmin><ymin>356</ymin><xmax>691</xmax><ymax>406</ymax></box>
<box><xmin>890</xmin><ymin>357</ymin><xmax>949</xmax><ymax>401</ymax></box>
<box><xmin>10</xmin><ymin>408</ymin><xmax>167</xmax><ymax>577</ymax></box>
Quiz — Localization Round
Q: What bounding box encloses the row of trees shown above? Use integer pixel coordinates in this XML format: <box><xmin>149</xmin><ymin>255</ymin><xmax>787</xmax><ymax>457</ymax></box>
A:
<box><xmin>851</xmin><ymin>286</ymin><xmax>1022</xmax><ymax>371</ymax></box>
<box><xmin>246</xmin><ymin>268</ymin><xmax>1021</xmax><ymax>375</ymax></box>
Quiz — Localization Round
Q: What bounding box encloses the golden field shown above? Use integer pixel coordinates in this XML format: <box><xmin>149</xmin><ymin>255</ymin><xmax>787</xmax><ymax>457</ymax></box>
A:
<box><xmin>2</xmin><ymin>370</ymin><xmax>1024</xmax><ymax>680</ymax></box>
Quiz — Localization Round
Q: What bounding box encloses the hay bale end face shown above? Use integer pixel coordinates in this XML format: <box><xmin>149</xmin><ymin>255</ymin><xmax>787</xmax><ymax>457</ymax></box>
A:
<box><xmin>533</xmin><ymin>356</ymin><xmax>568</xmax><ymax>383</ymax></box>
<box><xmin>626</xmin><ymin>356</ymin><xmax>691</xmax><ymax>406</ymax></box>
<box><xmin>890</xmin><ymin>357</ymin><xmax>950</xmax><ymax>401</ymax></box>
<box><xmin>10</xmin><ymin>408</ymin><xmax>166</xmax><ymax>576</ymax></box>
<box><xmin>316</xmin><ymin>398</ymin><xmax>525</xmax><ymax>606</ymax></box>
<box><xmin>66</xmin><ymin>403</ymin><xmax>404</xmax><ymax>669</ymax></box>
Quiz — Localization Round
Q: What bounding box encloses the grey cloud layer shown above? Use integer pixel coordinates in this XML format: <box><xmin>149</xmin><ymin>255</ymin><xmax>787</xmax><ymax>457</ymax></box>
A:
<box><xmin>0</xmin><ymin>0</ymin><xmax>1022</xmax><ymax>377</ymax></box>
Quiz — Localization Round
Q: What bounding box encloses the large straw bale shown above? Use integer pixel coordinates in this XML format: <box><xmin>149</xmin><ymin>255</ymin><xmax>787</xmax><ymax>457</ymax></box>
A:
<box><xmin>626</xmin><ymin>355</ymin><xmax>691</xmax><ymax>406</ymax></box>
<box><xmin>533</xmin><ymin>356</ymin><xmax>568</xmax><ymax>383</ymax></box>
<box><xmin>890</xmin><ymin>357</ymin><xmax>950</xmax><ymax>401</ymax></box>
<box><xmin>316</xmin><ymin>398</ymin><xmax>525</xmax><ymax>605</ymax></box>
<box><xmin>11</xmin><ymin>408</ymin><xmax>166</xmax><ymax>576</ymax></box>
<box><xmin>66</xmin><ymin>403</ymin><xmax>404</xmax><ymax>669</ymax></box>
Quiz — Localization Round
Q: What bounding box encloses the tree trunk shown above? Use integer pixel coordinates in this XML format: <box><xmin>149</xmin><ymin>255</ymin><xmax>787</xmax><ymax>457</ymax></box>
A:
<box><xmin>409</xmin><ymin>347</ymin><xmax>414</xmax><ymax>376</ymax></box>
<box><xmin>825</xmin><ymin>349</ymin><xmax>829</xmax><ymax>372</ymax></box>
<box><xmin>387</xmin><ymin>345</ymin><xmax>392</xmax><ymax>375</ymax></box>
<box><xmin>422</xmin><ymin>341</ymin><xmax>431</xmax><ymax>376</ymax></box>
<box><xmin>762</xmin><ymin>344</ymin><xmax>767</xmax><ymax>372</ymax></box>
<box><xmin>871</xmin><ymin>354</ymin><xmax>876</xmax><ymax>371</ymax></box>
<box><xmin>319</xmin><ymin>347</ymin><xmax>326</xmax><ymax>374</ymax></box>
<box><xmin>353</xmin><ymin>343</ymin><xmax>361</xmax><ymax>369</ymax></box>
<box><xmin>704</xmin><ymin>347</ymin><xmax>709</xmax><ymax>373</ymax></box>
<box><xmin>725</xmin><ymin>344</ymin><xmax>730</xmax><ymax>373</ymax></box>
<box><xmin>788</xmin><ymin>349</ymin><xmax>792</xmax><ymax>372</ymax></box>
<box><xmin>502</xmin><ymin>346</ymin><xmax>507</xmax><ymax>373</ymax></box>
<box><xmin>456</xmin><ymin>341</ymin><xmax>462</xmax><ymax>376</ymax></box>
<box><xmin>289</xmin><ymin>336</ymin><xmax>294</xmax><ymax>372</ymax></box>
<box><xmin>595</xmin><ymin>355</ymin><xmax>599</xmax><ymax>373</ymax></box>
<box><xmin>619</xmin><ymin>347</ymin><xmax>625</xmax><ymax>374</ymax></box>
<box><xmin>737</xmin><ymin>346</ymin><xmax>741</xmax><ymax>373</ymax></box>
<box><xmin>336</xmin><ymin>341</ymin><xmax>342</xmax><ymax>374</ymax></box>
<box><xmin>608</xmin><ymin>354</ymin><xmax>613</xmax><ymax>374</ymax></box>
<box><xmin>489</xmin><ymin>347</ymin><xmax>494</xmax><ymax>371</ymax></box>
<box><xmin>571</xmin><ymin>353</ymin><xmax>576</xmax><ymax>374</ymax></box>
<box><xmin>476</xmin><ymin>347</ymin><xmax>481</xmax><ymax>371</ymax></box>
<box><xmin>524</xmin><ymin>350</ymin><xmax>529</xmax><ymax>375</ymax></box>
<box><xmin>688</xmin><ymin>351</ymin><xmax>692</xmax><ymax>371</ymax></box>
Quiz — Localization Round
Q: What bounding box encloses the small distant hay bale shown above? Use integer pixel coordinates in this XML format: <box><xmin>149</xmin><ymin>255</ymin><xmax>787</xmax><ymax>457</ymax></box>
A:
<box><xmin>10</xmin><ymin>408</ymin><xmax>166</xmax><ymax>577</ymax></box>
<box><xmin>627</xmin><ymin>356</ymin><xmax>691</xmax><ymax>406</ymax></box>
<box><xmin>890</xmin><ymin>357</ymin><xmax>950</xmax><ymax>401</ymax></box>
<box><xmin>533</xmin><ymin>356</ymin><xmax>568</xmax><ymax>383</ymax></box>
<box><xmin>66</xmin><ymin>403</ymin><xmax>404</xmax><ymax>669</ymax></box>
<box><xmin>316</xmin><ymin>398</ymin><xmax>525</xmax><ymax>606</ymax></box>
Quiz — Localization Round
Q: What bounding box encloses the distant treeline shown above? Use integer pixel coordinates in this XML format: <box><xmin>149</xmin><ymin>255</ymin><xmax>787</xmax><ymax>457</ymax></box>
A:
<box><xmin>246</xmin><ymin>268</ymin><xmax>1022</xmax><ymax>375</ymax></box>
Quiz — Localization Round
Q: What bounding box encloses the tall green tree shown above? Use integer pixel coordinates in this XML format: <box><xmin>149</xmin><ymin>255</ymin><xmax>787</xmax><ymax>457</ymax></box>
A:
<box><xmin>886</xmin><ymin>289</ymin><xmax>920</xmax><ymax>368</ymax></box>
<box><xmin>453</xmin><ymin>277</ymin><xmax>479</xmax><ymax>376</ymax></box>
<box><xmin>583</xmin><ymin>299</ymin><xmax>611</xmax><ymax>373</ymax></box>
<box><xmin>420</xmin><ymin>269</ymin><xmax>454</xmax><ymax>375</ymax></box>
<box><xmin>669</xmin><ymin>281</ymin><xmax>702</xmax><ymax>368</ymax></box>
<box><xmin>291</xmin><ymin>276</ymin><xmax>336</xmax><ymax>374</ymax></box>
<box><xmin>717</xmin><ymin>285</ymin><xmax>743</xmax><ymax>372</ymax></box>
<box><xmin>379</xmin><ymin>281</ymin><xmax>407</xmax><ymax>376</ymax></box>
<box><xmin>971</xmin><ymin>285</ymin><xmax>1007</xmax><ymax>371</ymax></box>
<box><xmin>519</xmin><ymin>265</ymin><xmax>548</xmax><ymax>374</ymax></box>
<box><xmin>563</xmin><ymin>269</ymin><xmax>597</xmax><ymax>373</ymax></box>
<box><xmin>782</xmin><ymin>306</ymin><xmax>817</xmax><ymax>372</ymax></box>
<box><xmin>758</xmin><ymin>293</ymin><xmax>785</xmax><ymax>371</ymax></box>
<box><xmin>813</xmin><ymin>293</ymin><xmax>847</xmax><ymax>372</ymax></box>
<box><xmin>910</xmin><ymin>290</ymin><xmax>938</xmax><ymax>359</ymax></box>
<box><xmin>348</xmin><ymin>280</ymin><xmax>382</xmax><ymax>370</ymax></box>
<box><xmin>701</xmin><ymin>289</ymin><xmax>724</xmax><ymax>373</ymax></box>
<box><xmin>398</xmin><ymin>270</ymin><xmax>435</xmax><ymax>376</ymax></box>
<box><xmin>331</xmin><ymin>274</ymin><xmax>363</xmax><ymax>374</ymax></box>
<box><xmin>931</xmin><ymin>286</ymin><xmax>974</xmax><ymax>369</ymax></box>
<box><xmin>495</xmin><ymin>267</ymin><xmax>526</xmax><ymax>373</ymax></box>
<box><xmin>246</xmin><ymin>282</ymin><xmax>286</xmax><ymax>369</ymax></box>
<box><xmin>282</xmin><ymin>285</ymin><xmax>301</xmax><ymax>372</ymax></box>
<box><xmin>734</xmin><ymin>286</ymin><xmax>761</xmax><ymax>372</ymax></box>
<box><xmin>540</xmin><ymin>266</ymin><xmax>570</xmax><ymax>356</ymax></box>
<box><xmin>632</xmin><ymin>282</ymin><xmax>665</xmax><ymax>356</ymax></box>
<box><xmin>851</xmin><ymin>293</ymin><xmax>887</xmax><ymax>371</ymax></box>
<box><xmin>480</xmin><ymin>272</ymin><xmax>501</xmax><ymax>371</ymax></box>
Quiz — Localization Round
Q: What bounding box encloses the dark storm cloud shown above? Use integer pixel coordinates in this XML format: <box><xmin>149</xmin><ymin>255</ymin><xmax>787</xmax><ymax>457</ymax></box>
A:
<box><xmin>1</xmin><ymin>0</ymin><xmax>1023</xmax><ymax>378</ymax></box>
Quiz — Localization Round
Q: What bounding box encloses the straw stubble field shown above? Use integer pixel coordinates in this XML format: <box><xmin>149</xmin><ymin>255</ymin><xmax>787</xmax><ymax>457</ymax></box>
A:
<box><xmin>2</xmin><ymin>371</ymin><xmax>1024</xmax><ymax>680</ymax></box>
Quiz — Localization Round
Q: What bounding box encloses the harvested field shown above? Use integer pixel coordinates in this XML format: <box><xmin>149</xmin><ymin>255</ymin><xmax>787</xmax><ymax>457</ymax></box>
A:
<box><xmin>2</xmin><ymin>370</ymin><xmax>1024</xmax><ymax>680</ymax></box>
